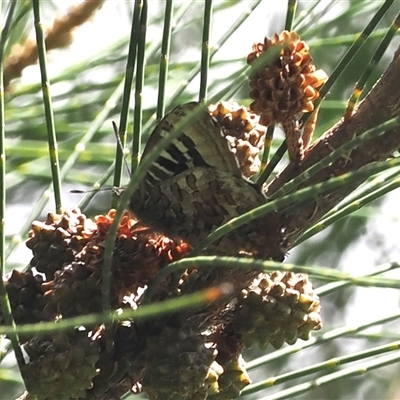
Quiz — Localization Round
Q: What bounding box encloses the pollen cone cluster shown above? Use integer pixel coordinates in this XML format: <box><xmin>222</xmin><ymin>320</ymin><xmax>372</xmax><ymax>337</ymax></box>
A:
<box><xmin>231</xmin><ymin>271</ymin><xmax>322</xmax><ymax>349</ymax></box>
<box><xmin>247</xmin><ymin>30</ymin><xmax>328</xmax><ymax>127</ymax></box>
<box><xmin>209</xmin><ymin>101</ymin><xmax>266</xmax><ymax>178</ymax></box>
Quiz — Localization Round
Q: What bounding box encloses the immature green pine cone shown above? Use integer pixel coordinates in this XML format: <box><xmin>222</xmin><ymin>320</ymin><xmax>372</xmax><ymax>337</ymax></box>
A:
<box><xmin>232</xmin><ymin>271</ymin><xmax>322</xmax><ymax>349</ymax></box>
<box><xmin>22</xmin><ymin>331</ymin><xmax>100</xmax><ymax>400</ymax></box>
<box><xmin>139</xmin><ymin>325</ymin><xmax>220</xmax><ymax>400</ymax></box>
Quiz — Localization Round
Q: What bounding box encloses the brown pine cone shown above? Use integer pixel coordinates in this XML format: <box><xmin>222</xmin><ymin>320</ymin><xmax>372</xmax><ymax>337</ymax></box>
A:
<box><xmin>26</xmin><ymin>208</ymin><xmax>96</xmax><ymax>280</ymax></box>
<box><xmin>0</xmin><ymin>270</ymin><xmax>46</xmax><ymax>337</ymax></box>
<box><xmin>41</xmin><ymin>210</ymin><xmax>191</xmax><ymax>318</ymax></box>
<box><xmin>84</xmin><ymin>210</ymin><xmax>191</xmax><ymax>300</ymax></box>
<box><xmin>42</xmin><ymin>260</ymin><xmax>104</xmax><ymax>319</ymax></box>
<box><xmin>247</xmin><ymin>30</ymin><xmax>327</xmax><ymax>127</ymax></box>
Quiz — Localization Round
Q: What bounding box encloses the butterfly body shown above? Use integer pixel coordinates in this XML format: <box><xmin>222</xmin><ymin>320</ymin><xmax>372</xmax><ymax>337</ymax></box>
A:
<box><xmin>130</xmin><ymin>102</ymin><xmax>282</xmax><ymax>258</ymax></box>
<box><xmin>131</xmin><ymin>165</ymin><xmax>271</xmax><ymax>254</ymax></box>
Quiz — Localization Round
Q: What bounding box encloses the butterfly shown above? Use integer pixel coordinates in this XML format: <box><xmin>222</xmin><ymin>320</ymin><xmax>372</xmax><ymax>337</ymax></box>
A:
<box><xmin>129</xmin><ymin>102</ymin><xmax>282</xmax><ymax>258</ymax></box>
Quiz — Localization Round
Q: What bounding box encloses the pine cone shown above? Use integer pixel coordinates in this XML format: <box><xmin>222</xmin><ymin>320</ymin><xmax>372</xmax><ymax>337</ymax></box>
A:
<box><xmin>208</xmin><ymin>355</ymin><xmax>251</xmax><ymax>400</ymax></box>
<box><xmin>42</xmin><ymin>260</ymin><xmax>104</xmax><ymax>319</ymax></box>
<box><xmin>86</xmin><ymin>210</ymin><xmax>191</xmax><ymax>300</ymax></box>
<box><xmin>206</xmin><ymin>329</ymin><xmax>250</xmax><ymax>399</ymax></box>
<box><xmin>247</xmin><ymin>30</ymin><xmax>327</xmax><ymax>126</ymax></box>
<box><xmin>26</xmin><ymin>208</ymin><xmax>96</xmax><ymax>280</ymax></box>
<box><xmin>0</xmin><ymin>270</ymin><xmax>45</xmax><ymax>336</ymax></box>
<box><xmin>139</xmin><ymin>325</ymin><xmax>219</xmax><ymax>400</ymax></box>
<box><xmin>209</xmin><ymin>101</ymin><xmax>266</xmax><ymax>178</ymax></box>
<box><xmin>231</xmin><ymin>271</ymin><xmax>322</xmax><ymax>349</ymax></box>
<box><xmin>22</xmin><ymin>330</ymin><xmax>100</xmax><ymax>400</ymax></box>
<box><xmin>39</xmin><ymin>209</ymin><xmax>190</xmax><ymax>319</ymax></box>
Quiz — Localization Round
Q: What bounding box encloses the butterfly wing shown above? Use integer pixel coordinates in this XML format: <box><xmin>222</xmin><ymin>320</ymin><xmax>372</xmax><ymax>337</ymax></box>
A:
<box><xmin>139</xmin><ymin>102</ymin><xmax>241</xmax><ymax>192</ymax></box>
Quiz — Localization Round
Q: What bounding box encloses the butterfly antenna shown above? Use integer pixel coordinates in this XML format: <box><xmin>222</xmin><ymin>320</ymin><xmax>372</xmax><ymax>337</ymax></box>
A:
<box><xmin>70</xmin><ymin>187</ymin><xmax>116</xmax><ymax>194</ymax></box>
<box><xmin>112</xmin><ymin>120</ymin><xmax>131</xmax><ymax>177</ymax></box>
<box><xmin>71</xmin><ymin>122</ymin><xmax>131</xmax><ymax>198</ymax></box>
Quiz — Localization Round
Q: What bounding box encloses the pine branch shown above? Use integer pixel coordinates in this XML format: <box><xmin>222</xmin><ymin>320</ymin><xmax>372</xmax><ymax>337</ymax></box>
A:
<box><xmin>265</xmin><ymin>43</ymin><xmax>400</xmax><ymax>252</ymax></box>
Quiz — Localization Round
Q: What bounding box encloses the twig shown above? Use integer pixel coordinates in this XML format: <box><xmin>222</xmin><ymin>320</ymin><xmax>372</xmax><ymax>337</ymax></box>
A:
<box><xmin>4</xmin><ymin>0</ymin><xmax>105</xmax><ymax>89</ymax></box>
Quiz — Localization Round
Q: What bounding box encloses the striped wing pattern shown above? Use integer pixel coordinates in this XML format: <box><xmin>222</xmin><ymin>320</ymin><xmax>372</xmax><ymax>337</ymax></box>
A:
<box><xmin>130</xmin><ymin>102</ymin><xmax>275</xmax><ymax>258</ymax></box>
<box><xmin>140</xmin><ymin>102</ymin><xmax>241</xmax><ymax>189</ymax></box>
